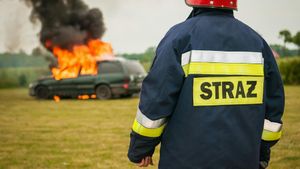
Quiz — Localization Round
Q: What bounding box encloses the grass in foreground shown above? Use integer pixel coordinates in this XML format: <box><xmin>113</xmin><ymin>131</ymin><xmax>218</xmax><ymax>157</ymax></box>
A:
<box><xmin>0</xmin><ymin>87</ymin><xmax>299</xmax><ymax>169</ymax></box>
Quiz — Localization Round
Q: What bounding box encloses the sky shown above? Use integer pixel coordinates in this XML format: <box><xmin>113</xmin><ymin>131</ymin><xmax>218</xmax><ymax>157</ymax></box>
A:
<box><xmin>0</xmin><ymin>0</ymin><xmax>299</xmax><ymax>54</ymax></box>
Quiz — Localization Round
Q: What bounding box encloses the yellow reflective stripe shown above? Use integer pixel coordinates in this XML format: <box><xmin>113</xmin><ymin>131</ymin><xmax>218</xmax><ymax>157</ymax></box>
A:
<box><xmin>132</xmin><ymin>119</ymin><xmax>166</xmax><ymax>137</ymax></box>
<box><xmin>182</xmin><ymin>64</ymin><xmax>189</xmax><ymax>77</ymax></box>
<box><xmin>184</xmin><ymin>62</ymin><xmax>264</xmax><ymax>76</ymax></box>
<box><xmin>262</xmin><ymin>130</ymin><xmax>282</xmax><ymax>141</ymax></box>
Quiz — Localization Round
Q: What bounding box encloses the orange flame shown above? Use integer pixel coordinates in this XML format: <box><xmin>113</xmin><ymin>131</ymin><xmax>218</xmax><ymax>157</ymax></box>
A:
<box><xmin>53</xmin><ymin>95</ymin><xmax>60</xmax><ymax>102</ymax></box>
<box><xmin>78</xmin><ymin>95</ymin><xmax>89</xmax><ymax>100</ymax></box>
<box><xmin>50</xmin><ymin>39</ymin><xmax>114</xmax><ymax>80</ymax></box>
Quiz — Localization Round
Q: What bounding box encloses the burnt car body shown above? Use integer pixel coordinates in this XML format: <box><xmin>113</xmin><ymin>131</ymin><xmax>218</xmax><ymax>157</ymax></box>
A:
<box><xmin>29</xmin><ymin>58</ymin><xmax>146</xmax><ymax>99</ymax></box>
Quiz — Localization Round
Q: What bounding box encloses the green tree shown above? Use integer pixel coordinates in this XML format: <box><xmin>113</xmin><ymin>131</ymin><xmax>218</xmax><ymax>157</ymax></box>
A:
<box><xmin>31</xmin><ymin>47</ymin><xmax>44</xmax><ymax>56</ymax></box>
<box><xmin>122</xmin><ymin>47</ymin><xmax>156</xmax><ymax>63</ymax></box>
<box><xmin>293</xmin><ymin>32</ymin><xmax>300</xmax><ymax>55</ymax></box>
<box><xmin>143</xmin><ymin>47</ymin><xmax>156</xmax><ymax>62</ymax></box>
<box><xmin>279</xmin><ymin>30</ymin><xmax>293</xmax><ymax>55</ymax></box>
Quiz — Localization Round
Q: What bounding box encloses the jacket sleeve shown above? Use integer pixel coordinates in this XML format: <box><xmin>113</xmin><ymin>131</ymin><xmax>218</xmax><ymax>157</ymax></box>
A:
<box><xmin>128</xmin><ymin>33</ymin><xmax>185</xmax><ymax>163</ymax></box>
<box><xmin>260</xmin><ymin>40</ymin><xmax>285</xmax><ymax>168</ymax></box>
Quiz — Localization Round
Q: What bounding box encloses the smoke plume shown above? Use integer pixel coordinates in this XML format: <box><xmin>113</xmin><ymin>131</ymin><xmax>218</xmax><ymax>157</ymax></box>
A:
<box><xmin>22</xmin><ymin>0</ymin><xmax>106</xmax><ymax>50</ymax></box>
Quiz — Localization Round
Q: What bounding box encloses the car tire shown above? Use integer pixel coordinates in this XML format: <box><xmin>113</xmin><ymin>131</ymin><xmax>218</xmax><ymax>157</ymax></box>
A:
<box><xmin>35</xmin><ymin>86</ymin><xmax>49</xmax><ymax>99</ymax></box>
<box><xmin>95</xmin><ymin>85</ymin><xmax>112</xmax><ymax>100</ymax></box>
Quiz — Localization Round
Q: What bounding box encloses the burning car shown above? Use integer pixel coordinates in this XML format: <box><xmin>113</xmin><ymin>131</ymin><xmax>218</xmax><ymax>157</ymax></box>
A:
<box><xmin>24</xmin><ymin>0</ymin><xmax>148</xmax><ymax>100</ymax></box>
<box><xmin>29</xmin><ymin>57</ymin><xmax>146</xmax><ymax>100</ymax></box>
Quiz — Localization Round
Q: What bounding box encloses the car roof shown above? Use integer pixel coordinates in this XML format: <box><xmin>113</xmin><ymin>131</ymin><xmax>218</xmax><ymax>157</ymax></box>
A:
<box><xmin>97</xmin><ymin>57</ymin><xmax>138</xmax><ymax>64</ymax></box>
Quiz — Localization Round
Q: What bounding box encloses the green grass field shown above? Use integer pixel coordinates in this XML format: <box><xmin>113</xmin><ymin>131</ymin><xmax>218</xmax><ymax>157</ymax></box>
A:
<box><xmin>0</xmin><ymin>87</ymin><xmax>299</xmax><ymax>169</ymax></box>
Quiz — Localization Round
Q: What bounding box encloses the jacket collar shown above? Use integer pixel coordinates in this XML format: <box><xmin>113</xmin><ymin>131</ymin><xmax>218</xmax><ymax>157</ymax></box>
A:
<box><xmin>187</xmin><ymin>8</ymin><xmax>234</xmax><ymax>20</ymax></box>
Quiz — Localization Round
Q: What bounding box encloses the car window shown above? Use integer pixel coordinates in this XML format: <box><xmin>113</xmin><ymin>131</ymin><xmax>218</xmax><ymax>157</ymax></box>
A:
<box><xmin>124</xmin><ymin>61</ymin><xmax>146</xmax><ymax>75</ymax></box>
<box><xmin>98</xmin><ymin>62</ymin><xmax>123</xmax><ymax>74</ymax></box>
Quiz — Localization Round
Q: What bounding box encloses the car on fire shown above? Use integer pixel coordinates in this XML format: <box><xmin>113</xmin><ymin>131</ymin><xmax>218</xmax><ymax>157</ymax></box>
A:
<box><xmin>29</xmin><ymin>57</ymin><xmax>147</xmax><ymax>100</ymax></box>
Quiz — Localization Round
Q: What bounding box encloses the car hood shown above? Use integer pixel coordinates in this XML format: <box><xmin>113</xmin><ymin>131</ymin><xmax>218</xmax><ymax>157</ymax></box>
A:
<box><xmin>37</xmin><ymin>76</ymin><xmax>54</xmax><ymax>81</ymax></box>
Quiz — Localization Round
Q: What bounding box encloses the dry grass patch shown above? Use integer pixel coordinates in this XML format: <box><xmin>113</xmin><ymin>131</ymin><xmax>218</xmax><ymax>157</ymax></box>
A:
<box><xmin>0</xmin><ymin>87</ymin><xmax>299</xmax><ymax>168</ymax></box>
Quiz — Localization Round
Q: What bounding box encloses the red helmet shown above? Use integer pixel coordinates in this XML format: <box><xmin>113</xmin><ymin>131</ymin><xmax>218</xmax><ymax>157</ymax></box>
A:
<box><xmin>185</xmin><ymin>0</ymin><xmax>237</xmax><ymax>10</ymax></box>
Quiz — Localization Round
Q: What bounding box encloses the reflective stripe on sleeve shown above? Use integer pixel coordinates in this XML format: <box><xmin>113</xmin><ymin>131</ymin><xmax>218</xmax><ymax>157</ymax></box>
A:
<box><xmin>262</xmin><ymin>119</ymin><xmax>283</xmax><ymax>141</ymax></box>
<box><xmin>181</xmin><ymin>51</ymin><xmax>191</xmax><ymax>76</ymax></box>
<box><xmin>136</xmin><ymin>108</ymin><xmax>167</xmax><ymax>129</ymax></box>
<box><xmin>182</xmin><ymin>64</ymin><xmax>190</xmax><ymax>77</ymax></box>
<box><xmin>132</xmin><ymin>108</ymin><xmax>167</xmax><ymax>137</ymax></box>
<box><xmin>181</xmin><ymin>51</ymin><xmax>192</xmax><ymax>66</ymax></box>
<box><xmin>132</xmin><ymin>119</ymin><xmax>166</xmax><ymax>137</ymax></box>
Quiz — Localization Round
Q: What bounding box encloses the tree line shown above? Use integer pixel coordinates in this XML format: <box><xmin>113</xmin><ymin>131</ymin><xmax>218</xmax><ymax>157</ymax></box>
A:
<box><xmin>1</xmin><ymin>29</ymin><xmax>300</xmax><ymax>70</ymax></box>
<box><xmin>279</xmin><ymin>30</ymin><xmax>300</xmax><ymax>55</ymax></box>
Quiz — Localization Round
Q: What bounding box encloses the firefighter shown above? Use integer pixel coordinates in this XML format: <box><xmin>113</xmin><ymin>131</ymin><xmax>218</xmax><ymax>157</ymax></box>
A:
<box><xmin>128</xmin><ymin>0</ymin><xmax>284</xmax><ymax>168</ymax></box>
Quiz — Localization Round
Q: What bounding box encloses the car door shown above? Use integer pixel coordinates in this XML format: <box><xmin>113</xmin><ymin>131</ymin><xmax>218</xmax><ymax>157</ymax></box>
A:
<box><xmin>72</xmin><ymin>74</ymin><xmax>96</xmax><ymax>94</ymax></box>
<box><xmin>97</xmin><ymin>61</ymin><xmax>125</xmax><ymax>86</ymax></box>
<box><xmin>51</xmin><ymin>77</ymin><xmax>77</xmax><ymax>97</ymax></box>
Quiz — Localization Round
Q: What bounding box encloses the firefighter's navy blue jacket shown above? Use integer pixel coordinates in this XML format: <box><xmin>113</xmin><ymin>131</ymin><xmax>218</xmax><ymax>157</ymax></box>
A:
<box><xmin>128</xmin><ymin>9</ymin><xmax>284</xmax><ymax>169</ymax></box>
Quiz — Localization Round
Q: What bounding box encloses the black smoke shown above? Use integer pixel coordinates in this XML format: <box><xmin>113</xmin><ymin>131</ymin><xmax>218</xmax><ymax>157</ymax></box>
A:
<box><xmin>22</xmin><ymin>0</ymin><xmax>106</xmax><ymax>50</ymax></box>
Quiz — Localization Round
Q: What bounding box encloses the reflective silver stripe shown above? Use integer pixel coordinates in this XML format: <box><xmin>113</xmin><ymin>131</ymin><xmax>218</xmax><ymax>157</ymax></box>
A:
<box><xmin>181</xmin><ymin>51</ymin><xmax>191</xmax><ymax>66</ymax></box>
<box><xmin>181</xmin><ymin>50</ymin><xmax>263</xmax><ymax>65</ymax></box>
<box><xmin>264</xmin><ymin>119</ymin><xmax>282</xmax><ymax>132</ymax></box>
<box><xmin>260</xmin><ymin>161</ymin><xmax>268</xmax><ymax>168</ymax></box>
<box><xmin>136</xmin><ymin>108</ymin><xmax>167</xmax><ymax>129</ymax></box>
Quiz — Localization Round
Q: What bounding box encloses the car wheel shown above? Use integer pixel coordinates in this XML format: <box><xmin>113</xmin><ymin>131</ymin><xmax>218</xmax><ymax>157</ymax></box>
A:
<box><xmin>35</xmin><ymin>86</ymin><xmax>49</xmax><ymax>99</ymax></box>
<box><xmin>95</xmin><ymin>85</ymin><xmax>112</xmax><ymax>100</ymax></box>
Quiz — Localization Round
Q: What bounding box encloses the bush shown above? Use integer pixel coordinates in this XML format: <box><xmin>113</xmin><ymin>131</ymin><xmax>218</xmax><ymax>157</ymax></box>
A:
<box><xmin>277</xmin><ymin>57</ymin><xmax>300</xmax><ymax>85</ymax></box>
<box><xmin>18</xmin><ymin>74</ymin><xmax>27</xmax><ymax>87</ymax></box>
<box><xmin>0</xmin><ymin>67</ymin><xmax>50</xmax><ymax>88</ymax></box>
